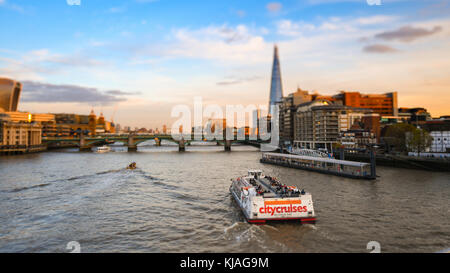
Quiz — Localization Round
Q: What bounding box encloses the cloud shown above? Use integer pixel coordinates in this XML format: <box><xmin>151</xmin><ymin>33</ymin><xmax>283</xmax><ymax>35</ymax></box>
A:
<box><xmin>135</xmin><ymin>0</ymin><xmax>159</xmax><ymax>3</ymax></box>
<box><xmin>363</xmin><ymin>44</ymin><xmax>399</xmax><ymax>53</ymax></box>
<box><xmin>306</xmin><ymin>0</ymin><xmax>406</xmax><ymax>4</ymax></box>
<box><xmin>375</xmin><ymin>25</ymin><xmax>443</xmax><ymax>42</ymax></box>
<box><xmin>266</xmin><ymin>2</ymin><xmax>282</xmax><ymax>13</ymax></box>
<box><xmin>216</xmin><ymin>76</ymin><xmax>262</xmax><ymax>86</ymax></box>
<box><xmin>107</xmin><ymin>6</ymin><xmax>126</xmax><ymax>13</ymax></box>
<box><xmin>0</xmin><ymin>0</ymin><xmax>25</xmax><ymax>13</ymax></box>
<box><xmin>106</xmin><ymin>90</ymin><xmax>141</xmax><ymax>96</ymax></box>
<box><xmin>419</xmin><ymin>0</ymin><xmax>450</xmax><ymax>18</ymax></box>
<box><xmin>136</xmin><ymin>24</ymin><xmax>269</xmax><ymax>64</ymax></box>
<box><xmin>235</xmin><ymin>10</ymin><xmax>246</xmax><ymax>18</ymax></box>
<box><xmin>21</xmin><ymin>81</ymin><xmax>136</xmax><ymax>105</ymax></box>
<box><xmin>277</xmin><ymin>16</ymin><xmax>399</xmax><ymax>38</ymax></box>
<box><xmin>276</xmin><ymin>20</ymin><xmax>317</xmax><ymax>36</ymax></box>
<box><xmin>0</xmin><ymin>48</ymin><xmax>107</xmax><ymax>80</ymax></box>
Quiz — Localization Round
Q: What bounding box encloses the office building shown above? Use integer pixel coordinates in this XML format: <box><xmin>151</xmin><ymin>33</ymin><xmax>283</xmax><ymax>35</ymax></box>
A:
<box><xmin>293</xmin><ymin>100</ymin><xmax>373</xmax><ymax>150</ymax></box>
<box><xmin>0</xmin><ymin>78</ymin><xmax>21</xmax><ymax>112</ymax></box>
<box><xmin>268</xmin><ymin>45</ymin><xmax>283</xmax><ymax>117</ymax></box>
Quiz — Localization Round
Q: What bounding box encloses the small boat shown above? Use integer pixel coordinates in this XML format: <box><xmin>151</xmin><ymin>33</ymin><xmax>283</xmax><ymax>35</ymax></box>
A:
<box><xmin>230</xmin><ymin>170</ymin><xmax>316</xmax><ymax>225</ymax></box>
<box><xmin>127</xmin><ymin>162</ymin><xmax>137</xmax><ymax>170</ymax></box>
<box><xmin>94</xmin><ymin>145</ymin><xmax>111</xmax><ymax>153</ymax></box>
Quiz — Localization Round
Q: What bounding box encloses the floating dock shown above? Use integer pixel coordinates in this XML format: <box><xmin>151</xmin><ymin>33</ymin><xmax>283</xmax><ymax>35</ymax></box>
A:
<box><xmin>261</xmin><ymin>152</ymin><xmax>376</xmax><ymax>180</ymax></box>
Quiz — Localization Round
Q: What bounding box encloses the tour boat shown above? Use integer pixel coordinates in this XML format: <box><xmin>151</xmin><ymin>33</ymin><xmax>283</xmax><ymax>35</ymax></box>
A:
<box><xmin>230</xmin><ymin>170</ymin><xmax>316</xmax><ymax>224</ymax></box>
<box><xmin>94</xmin><ymin>145</ymin><xmax>111</xmax><ymax>153</ymax></box>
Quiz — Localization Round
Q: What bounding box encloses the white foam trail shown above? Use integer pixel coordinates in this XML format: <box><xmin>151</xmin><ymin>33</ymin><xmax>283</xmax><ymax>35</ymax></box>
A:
<box><xmin>224</xmin><ymin>222</ymin><xmax>240</xmax><ymax>233</ymax></box>
<box><xmin>263</xmin><ymin>225</ymin><xmax>279</xmax><ymax>232</ymax></box>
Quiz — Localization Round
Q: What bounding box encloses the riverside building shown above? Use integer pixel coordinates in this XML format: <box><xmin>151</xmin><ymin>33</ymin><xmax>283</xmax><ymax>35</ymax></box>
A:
<box><xmin>293</xmin><ymin>100</ymin><xmax>373</xmax><ymax>150</ymax></box>
<box><xmin>0</xmin><ymin>111</ymin><xmax>44</xmax><ymax>155</ymax></box>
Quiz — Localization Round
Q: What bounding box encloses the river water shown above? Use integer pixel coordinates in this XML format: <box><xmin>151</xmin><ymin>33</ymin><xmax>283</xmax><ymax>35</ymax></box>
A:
<box><xmin>0</xmin><ymin>143</ymin><xmax>449</xmax><ymax>253</ymax></box>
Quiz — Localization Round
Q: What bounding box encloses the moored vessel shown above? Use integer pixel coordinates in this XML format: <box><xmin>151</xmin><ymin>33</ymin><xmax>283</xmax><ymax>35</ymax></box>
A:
<box><xmin>261</xmin><ymin>152</ymin><xmax>376</xmax><ymax>180</ymax></box>
<box><xmin>94</xmin><ymin>145</ymin><xmax>111</xmax><ymax>153</ymax></box>
<box><xmin>230</xmin><ymin>170</ymin><xmax>316</xmax><ymax>224</ymax></box>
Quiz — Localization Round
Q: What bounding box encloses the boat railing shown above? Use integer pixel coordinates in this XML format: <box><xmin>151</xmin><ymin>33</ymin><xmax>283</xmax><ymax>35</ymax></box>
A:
<box><xmin>262</xmin><ymin>152</ymin><xmax>373</xmax><ymax>179</ymax></box>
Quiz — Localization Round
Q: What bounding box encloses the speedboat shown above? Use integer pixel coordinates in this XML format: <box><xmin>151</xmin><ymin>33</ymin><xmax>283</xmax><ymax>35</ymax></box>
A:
<box><xmin>230</xmin><ymin>170</ymin><xmax>316</xmax><ymax>225</ymax></box>
<box><xmin>127</xmin><ymin>162</ymin><xmax>137</xmax><ymax>170</ymax></box>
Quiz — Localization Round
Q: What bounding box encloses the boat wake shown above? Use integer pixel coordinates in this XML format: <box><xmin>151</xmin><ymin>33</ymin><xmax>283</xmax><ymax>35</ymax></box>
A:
<box><xmin>224</xmin><ymin>222</ymin><xmax>242</xmax><ymax>233</ymax></box>
<box><xmin>223</xmin><ymin>222</ymin><xmax>289</xmax><ymax>252</ymax></box>
<box><xmin>6</xmin><ymin>168</ymin><xmax>159</xmax><ymax>194</ymax></box>
<box><xmin>8</xmin><ymin>183</ymin><xmax>51</xmax><ymax>193</ymax></box>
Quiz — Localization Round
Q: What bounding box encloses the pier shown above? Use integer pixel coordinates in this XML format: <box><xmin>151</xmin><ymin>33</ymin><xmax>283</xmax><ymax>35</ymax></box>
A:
<box><xmin>261</xmin><ymin>152</ymin><xmax>377</xmax><ymax>180</ymax></box>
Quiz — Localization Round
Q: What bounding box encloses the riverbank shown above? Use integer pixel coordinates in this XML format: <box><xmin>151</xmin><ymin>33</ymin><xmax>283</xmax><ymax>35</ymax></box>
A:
<box><xmin>0</xmin><ymin>145</ymin><xmax>46</xmax><ymax>155</ymax></box>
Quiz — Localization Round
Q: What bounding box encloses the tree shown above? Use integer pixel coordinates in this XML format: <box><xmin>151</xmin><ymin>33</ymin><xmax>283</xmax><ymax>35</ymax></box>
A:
<box><xmin>383</xmin><ymin>123</ymin><xmax>416</xmax><ymax>153</ymax></box>
<box><xmin>406</xmin><ymin>128</ymin><xmax>433</xmax><ymax>154</ymax></box>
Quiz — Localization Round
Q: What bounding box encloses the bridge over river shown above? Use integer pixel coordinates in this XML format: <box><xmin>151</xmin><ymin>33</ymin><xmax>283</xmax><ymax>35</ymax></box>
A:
<box><xmin>43</xmin><ymin>134</ymin><xmax>265</xmax><ymax>152</ymax></box>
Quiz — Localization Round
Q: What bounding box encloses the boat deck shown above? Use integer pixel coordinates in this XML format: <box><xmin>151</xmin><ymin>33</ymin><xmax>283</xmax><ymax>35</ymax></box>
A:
<box><xmin>244</xmin><ymin>176</ymin><xmax>301</xmax><ymax>198</ymax></box>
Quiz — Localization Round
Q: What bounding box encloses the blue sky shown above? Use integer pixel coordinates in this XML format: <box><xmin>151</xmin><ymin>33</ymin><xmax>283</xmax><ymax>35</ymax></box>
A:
<box><xmin>1</xmin><ymin>0</ymin><xmax>449</xmax><ymax>128</ymax></box>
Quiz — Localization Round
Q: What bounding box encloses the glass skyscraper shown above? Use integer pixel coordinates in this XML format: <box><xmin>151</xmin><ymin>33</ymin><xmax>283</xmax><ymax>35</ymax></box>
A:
<box><xmin>269</xmin><ymin>45</ymin><xmax>283</xmax><ymax>117</ymax></box>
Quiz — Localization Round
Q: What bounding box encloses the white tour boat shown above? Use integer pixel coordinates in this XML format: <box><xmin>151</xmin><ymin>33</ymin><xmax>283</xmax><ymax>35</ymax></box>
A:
<box><xmin>230</xmin><ymin>170</ymin><xmax>316</xmax><ymax>224</ymax></box>
<box><xmin>94</xmin><ymin>145</ymin><xmax>111</xmax><ymax>153</ymax></box>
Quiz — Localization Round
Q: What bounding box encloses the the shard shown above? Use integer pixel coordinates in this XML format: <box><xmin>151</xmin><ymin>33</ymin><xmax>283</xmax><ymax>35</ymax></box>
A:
<box><xmin>268</xmin><ymin>45</ymin><xmax>283</xmax><ymax>116</ymax></box>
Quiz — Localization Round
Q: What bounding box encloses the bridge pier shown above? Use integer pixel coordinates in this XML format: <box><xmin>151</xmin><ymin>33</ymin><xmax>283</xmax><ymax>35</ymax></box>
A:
<box><xmin>178</xmin><ymin>139</ymin><xmax>185</xmax><ymax>152</ymax></box>
<box><xmin>79</xmin><ymin>134</ymin><xmax>91</xmax><ymax>152</ymax></box>
<box><xmin>155</xmin><ymin>138</ymin><xmax>161</xmax><ymax>146</ymax></box>
<box><xmin>224</xmin><ymin>140</ymin><xmax>232</xmax><ymax>152</ymax></box>
<box><xmin>128</xmin><ymin>134</ymin><xmax>137</xmax><ymax>152</ymax></box>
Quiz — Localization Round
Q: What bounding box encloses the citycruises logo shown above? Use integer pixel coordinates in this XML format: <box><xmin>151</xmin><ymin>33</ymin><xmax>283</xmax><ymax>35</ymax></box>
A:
<box><xmin>259</xmin><ymin>200</ymin><xmax>307</xmax><ymax>216</ymax></box>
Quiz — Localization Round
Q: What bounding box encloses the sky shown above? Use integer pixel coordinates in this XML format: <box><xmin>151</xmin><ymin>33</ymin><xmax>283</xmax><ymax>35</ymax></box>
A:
<box><xmin>0</xmin><ymin>0</ymin><xmax>449</xmax><ymax>129</ymax></box>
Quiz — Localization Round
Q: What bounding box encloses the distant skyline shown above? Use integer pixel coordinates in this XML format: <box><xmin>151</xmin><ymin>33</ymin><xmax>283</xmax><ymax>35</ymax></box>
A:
<box><xmin>1</xmin><ymin>0</ymin><xmax>449</xmax><ymax>128</ymax></box>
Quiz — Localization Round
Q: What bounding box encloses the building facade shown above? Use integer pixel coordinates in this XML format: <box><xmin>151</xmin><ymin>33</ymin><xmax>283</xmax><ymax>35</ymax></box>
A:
<box><xmin>0</xmin><ymin>121</ymin><xmax>42</xmax><ymax>146</ymax></box>
<box><xmin>422</xmin><ymin>118</ymin><xmax>450</xmax><ymax>153</ymax></box>
<box><xmin>279</xmin><ymin>88</ymin><xmax>318</xmax><ymax>145</ymax></box>
<box><xmin>0</xmin><ymin>113</ymin><xmax>44</xmax><ymax>154</ymax></box>
<box><xmin>398</xmin><ymin>107</ymin><xmax>431</xmax><ymax>125</ymax></box>
<box><xmin>293</xmin><ymin>100</ymin><xmax>373</xmax><ymax>150</ymax></box>
<box><xmin>339</xmin><ymin>130</ymin><xmax>377</xmax><ymax>149</ymax></box>
<box><xmin>281</xmin><ymin>88</ymin><xmax>398</xmax><ymax>117</ymax></box>
<box><xmin>429</xmin><ymin>131</ymin><xmax>450</xmax><ymax>153</ymax></box>
<box><xmin>333</xmin><ymin>91</ymin><xmax>398</xmax><ymax>116</ymax></box>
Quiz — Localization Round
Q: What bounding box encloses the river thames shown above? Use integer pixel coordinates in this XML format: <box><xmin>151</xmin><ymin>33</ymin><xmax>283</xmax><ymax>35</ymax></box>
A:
<box><xmin>0</xmin><ymin>143</ymin><xmax>449</xmax><ymax>253</ymax></box>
